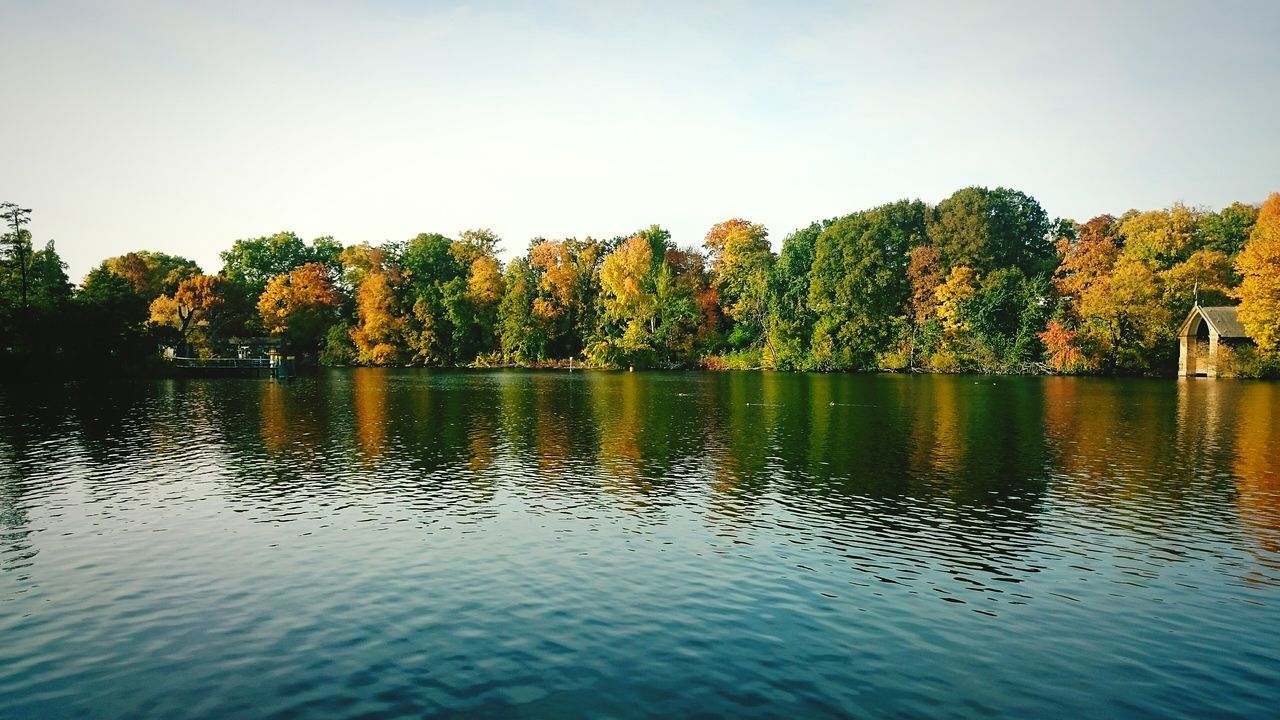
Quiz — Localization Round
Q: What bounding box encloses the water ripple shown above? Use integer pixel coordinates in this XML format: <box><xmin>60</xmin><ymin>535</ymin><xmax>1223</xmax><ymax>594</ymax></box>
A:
<box><xmin>0</xmin><ymin>372</ymin><xmax>1277</xmax><ymax>718</ymax></box>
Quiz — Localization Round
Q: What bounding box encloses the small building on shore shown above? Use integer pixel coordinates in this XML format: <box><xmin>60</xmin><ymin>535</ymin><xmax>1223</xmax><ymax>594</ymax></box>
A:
<box><xmin>1177</xmin><ymin>305</ymin><xmax>1253</xmax><ymax>377</ymax></box>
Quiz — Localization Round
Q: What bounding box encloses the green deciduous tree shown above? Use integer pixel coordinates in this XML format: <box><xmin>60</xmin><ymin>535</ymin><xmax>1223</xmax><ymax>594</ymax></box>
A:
<box><xmin>1199</xmin><ymin>201</ymin><xmax>1258</xmax><ymax>257</ymax></box>
<box><xmin>927</xmin><ymin>187</ymin><xmax>1054</xmax><ymax>276</ymax></box>
<box><xmin>497</xmin><ymin>257</ymin><xmax>547</xmax><ymax>363</ymax></box>
<box><xmin>220</xmin><ymin>231</ymin><xmax>342</xmax><ymax>294</ymax></box>
<box><xmin>808</xmin><ymin>201</ymin><xmax>927</xmax><ymax>369</ymax></box>
<box><xmin>763</xmin><ymin>221</ymin><xmax>825</xmax><ymax>370</ymax></box>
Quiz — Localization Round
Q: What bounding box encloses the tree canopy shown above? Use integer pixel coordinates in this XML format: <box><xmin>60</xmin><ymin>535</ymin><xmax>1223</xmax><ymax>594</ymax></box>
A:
<box><xmin>4</xmin><ymin>186</ymin><xmax>1278</xmax><ymax>377</ymax></box>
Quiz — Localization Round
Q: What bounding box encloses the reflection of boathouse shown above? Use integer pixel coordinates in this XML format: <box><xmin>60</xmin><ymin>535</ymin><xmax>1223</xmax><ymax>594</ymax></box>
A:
<box><xmin>1177</xmin><ymin>305</ymin><xmax>1252</xmax><ymax>377</ymax></box>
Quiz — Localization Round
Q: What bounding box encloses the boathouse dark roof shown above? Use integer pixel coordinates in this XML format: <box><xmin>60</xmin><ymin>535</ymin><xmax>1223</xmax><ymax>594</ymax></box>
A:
<box><xmin>1178</xmin><ymin>305</ymin><xmax>1248</xmax><ymax>339</ymax></box>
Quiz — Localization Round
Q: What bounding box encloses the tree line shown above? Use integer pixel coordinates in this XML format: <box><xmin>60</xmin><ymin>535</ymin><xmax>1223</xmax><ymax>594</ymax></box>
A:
<box><xmin>1</xmin><ymin>187</ymin><xmax>1277</xmax><ymax>377</ymax></box>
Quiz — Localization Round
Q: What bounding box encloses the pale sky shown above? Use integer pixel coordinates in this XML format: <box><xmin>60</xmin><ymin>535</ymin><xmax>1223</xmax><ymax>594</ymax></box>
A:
<box><xmin>3</xmin><ymin>0</ymin><xmax>1279</xmax><ymax>282</ymax></box>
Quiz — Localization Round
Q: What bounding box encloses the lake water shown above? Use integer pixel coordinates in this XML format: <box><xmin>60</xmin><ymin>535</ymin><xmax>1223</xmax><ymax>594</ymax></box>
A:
<box><xmin>1</xmin><ymin>370</ymin><xmax>1278</xmax><ymax>718</ymax></box>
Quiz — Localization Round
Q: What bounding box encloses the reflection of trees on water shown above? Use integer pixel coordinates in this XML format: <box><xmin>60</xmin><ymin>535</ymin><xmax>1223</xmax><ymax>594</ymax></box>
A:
<box><xmin>496</xmin><ymin>372</ymin><xmax>601</xmax><ymax>500</ymax></box>
<box><xmin>530</xmin><ymin>374</ymin><xmax>573</xmax><ymax>478</ymax></box>
<box><xmin>1045</xmin><ymin>378</ymin><xmax>1203</xmax><ymax>500</ymax></box>
<box><xmin>352</xmin><ymin>369</ymin><xmax>389</xmax><ymax>463</ymax></box>
<box><xmin>0</xmin><ymin>386</ymin><xmax>82</xmax><ymax>576</ymax></box>
<box><xmin>1040</xmin><ymin>377</ymin><xmax>1279</xmax><ymax>589</ymax></box>
<box><xmin>709</xmin><ymin>373</ymin><xmax>773</xmax><ymax>498</ymax></box>
<box><xmin>0</xmin><ymin>403</ymin><xmax>32</xmax><ymax>575</ymax></box>
<box><xmin>589</xmin><ymin>372</ymin><xmax>669</xmax><ymax>510</ymax></box>
<box><xmin>1044</xmin><ymin>377</ymin><xmax>1253</xmax><ymax>516</ymax></box>
<box><xmin>1222</xmin><ymin>382</ymin><xmax>1280</xmax><ymax>580</ymax></box>
<box><xmin>205</xmin><ymin>370</ymin><xmax>505</xmax><ymax>518</ymax></box>
<box><xmin>785</xmin><ymin>376</ymin><xmax>1051</xmax><ymax>597</ymax></box>
<box><xmin>680</xmin><ymin>373</ymin><xmax>1056</xmax><ymax>602</ymax></box>
<box><xmin>7</xmin><ymin>370</ymin><xmax>1278</xmax><ymax>596</ymax></box>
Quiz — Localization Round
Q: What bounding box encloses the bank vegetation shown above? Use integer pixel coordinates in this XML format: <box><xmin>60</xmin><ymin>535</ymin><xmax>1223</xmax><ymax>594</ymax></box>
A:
<box><xmin>2</xmin><ymin>188</ymin><xmax>1278</xmax><ymax>378</ymax></box>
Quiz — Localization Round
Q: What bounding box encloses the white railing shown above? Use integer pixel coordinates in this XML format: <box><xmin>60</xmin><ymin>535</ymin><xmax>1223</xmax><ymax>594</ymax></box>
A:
<box><xmin>170</xmin><ymin>356</ymin><xmax>271</xmax><ymax>369</ymax></box>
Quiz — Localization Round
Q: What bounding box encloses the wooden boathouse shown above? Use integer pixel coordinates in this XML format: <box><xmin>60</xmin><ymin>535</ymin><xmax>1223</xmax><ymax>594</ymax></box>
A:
<box><xmin>1177</xmin><ymin>305</ymin><xmax>1253</xmax><ymax>378</ymax></box>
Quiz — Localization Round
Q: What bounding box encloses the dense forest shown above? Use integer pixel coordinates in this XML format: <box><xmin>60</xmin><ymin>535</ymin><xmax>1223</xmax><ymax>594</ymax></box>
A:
<box><xmin>1</xmin><ymin>187</ymin><xmax>1278</xmax><ymax>378</ymax></box>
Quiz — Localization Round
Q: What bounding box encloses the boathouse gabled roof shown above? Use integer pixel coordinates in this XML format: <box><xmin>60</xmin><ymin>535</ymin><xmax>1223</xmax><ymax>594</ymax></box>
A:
<box><xmin>1178</xmin><ymin>305</ymin><xmax>1249</xmax><ymax>339</ymax></box>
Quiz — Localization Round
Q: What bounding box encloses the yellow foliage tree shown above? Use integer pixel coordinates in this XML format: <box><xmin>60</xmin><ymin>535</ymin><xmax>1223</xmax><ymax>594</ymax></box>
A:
<box><xmin>1159</xmin><ymin>248</ymin><xmax>1235</xmax><ymax>309</ymax></box>
<box><xmin>350</xmin><ymin>267</ymin><xmax>405</xmax><ymax>365</ymax></box>
<box><xmin>934</xmin><ymin>265</ymin><xmax>978</xmax><ymax>337</ymax></box>
<box><xmin>1075</xmin><ymin>258</ymin><xmax>1170</xmax><ymax>371</ymax></box>
<box><xmin>600</xmin><ymin>235</ymin><xmax>656</xmax><ymax>323</ymax></box>
<box><xmin>528</xmin><ymin>238</ymin><xmax>598</xmax><ymax>326</ymax></box>
<box><xmin>1235</xmin><ymin>193</ymin><xmax>1280</xmax><ymax>353</ymax></box>
<box><xmin>467</xmin><ymin>255</ymin><xmax>503</xmax><ymax>306</ymax></box>
<box><xmin>598</xmin><ymin>235</ymin><xmax>659</xmax><ymax>357</ymax></box>
<box><xmin>148</xmin><ymin>274</ymin><xmax>226</xmax><ymax>356</ymax></box>
<box><xmin>257</xmin><ymin>262</ymin><xmax>340</xmax><ymax>353</ymax></box>
<box><xmin>1117</xmin><ymin>203</ymin><xmax>1200</xmax><ymax>269</ymax></box>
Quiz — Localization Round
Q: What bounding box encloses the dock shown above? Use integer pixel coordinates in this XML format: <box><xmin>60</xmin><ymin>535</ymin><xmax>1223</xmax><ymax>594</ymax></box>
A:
<box><xmin>169</xmin><ymin>355</ymin><xmax>296</xmax><ymax>380</ymax></box>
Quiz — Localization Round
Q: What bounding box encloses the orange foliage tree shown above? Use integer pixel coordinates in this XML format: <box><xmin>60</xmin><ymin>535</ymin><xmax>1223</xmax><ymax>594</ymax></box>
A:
<box><xmin>1235</xmin><ymin>193</ymin><xmax>1280</xmax><ymax>353</ymax></box>
<box><xmin>257</xmin><ymin>262</ymin><xmax>341</xmax><ymax>355</ymax></box>
<box><xmin>1038</xmin><ymin>320</ymin><xmax>1088</xmax><ymax>372</ymax></box>
<box><xmin>148</xmin><ymin>274</ymin><xmax>227</xmax><ymax>356</ymax></box>
<box><xmin>342</xmin><ymin>245</ymin><xmax>405</xmax><ymax>365</ymax></box>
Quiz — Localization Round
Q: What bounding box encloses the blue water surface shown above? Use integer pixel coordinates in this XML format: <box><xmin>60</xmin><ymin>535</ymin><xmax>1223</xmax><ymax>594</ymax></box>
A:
<box><xmin>1</xmin><ymin>371</ymin><xmax>1277</xmax><ymax>718</ymax></box>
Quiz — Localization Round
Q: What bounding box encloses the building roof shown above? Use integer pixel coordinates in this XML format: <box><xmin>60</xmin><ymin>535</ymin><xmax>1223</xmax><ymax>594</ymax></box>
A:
<box><xmin>1179</xmin><ymin>305</ymin><xmax>1249</xmax><ymax>339</ymax></box>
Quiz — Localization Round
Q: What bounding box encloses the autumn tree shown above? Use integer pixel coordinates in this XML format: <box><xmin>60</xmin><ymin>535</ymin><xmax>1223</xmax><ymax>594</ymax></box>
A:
<box><xmin>934</xmin><ymin>266</ymin><xmax>978</xmax><ymax>341</ymax></box>
<box><xmin>591</xmin><ymin>225</ymin><xmax>706</xmax><ymax>367</ymax></box>
<box><xmin>900</xmin><ymin>244</ymin><xmax>946</xmax><ymax>369</ymax></box>
<box><xmin>528</xmin><ymin>237</ymin><xmax>600</xmax><ymax>357</ymax></box>
<box><xmin>1116</xmin><ymin>204</ymin><xmax>1201</xmax><ymax>270</ymax></box>
<box><xmin>1039</xmin><ymin>320</ymin><xmax>1088</xmax><ymax>373</ymax></box>
<box><xmin>1235</xmin><ymin>193</ymin><xmax>1280</xmax><ymax>353</ymax></box>
<box><xmin>342</xmin><ymin>244</ymin><xmax>405</xmax><ymax>365</ymax></box>
<box><xmin>704</xmin><ymin>218</ymin><xmax>773</xmax><ymax>348</ymax></box>
<box><xmin>100</xmin><ymin>251</ymin><xmax>200</xmax><ymax>299</ymax></box>
<box><xmin>597</xmin><ymin>233</ymin><xmax>658</xmax><ymax>362</ymax></box>
<box><xmin>257</xmin><ymin>262</ymin><xmax>341</xmax><ymax>357</ymax></box>
<box><xmin>1074</xmin><ymin>258</ymin><xmax>1171</xmax><ymax>373</ymax></box>
<box><xmin>1159</xmin><ymin>248</ymin><xmax>1235</xmax><ymax>310</ymax></box>
<box><xmin>907</xmin><ymin>245</ymin><xmax>945</xmax><ymax>326</ymax></box>
<box><xmin>149</xmin><ymin>274</ymin><xmax>228</xmax><ymax>356</ymax></box>
<box><xmin>1053</xmin><ymin>215</ymin><xmax>1120</xmax><ymax>301</ymax></box>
